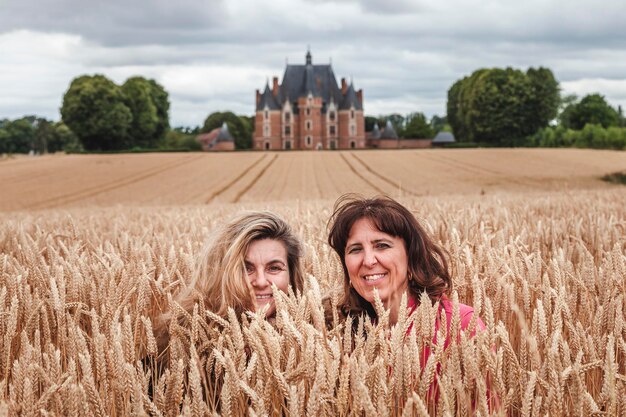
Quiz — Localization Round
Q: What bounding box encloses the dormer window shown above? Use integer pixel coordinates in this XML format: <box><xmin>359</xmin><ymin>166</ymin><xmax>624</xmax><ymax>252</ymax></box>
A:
<box><xmin>284</xmin><ymin>112</ymin><xmax>291</xmax><ymax>123</ymax></box>
<box><xmin>329</xmin><ymin>111</ymin><xmax>335</xmax><ymax>121</ymax></box>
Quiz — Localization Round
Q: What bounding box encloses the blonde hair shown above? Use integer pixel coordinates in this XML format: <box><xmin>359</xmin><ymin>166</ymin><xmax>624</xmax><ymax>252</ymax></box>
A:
<box><xmin>177</xmin><ymin>211</ymin><xmax>304</xmax><ymax>319</ymax></box>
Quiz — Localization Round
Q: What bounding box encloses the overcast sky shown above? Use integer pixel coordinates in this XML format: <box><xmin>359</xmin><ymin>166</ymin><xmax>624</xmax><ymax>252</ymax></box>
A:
<box><xmin>1</xmin><ymin>0</ymin><xmax>625</xmax><ymax>127</ymax></box>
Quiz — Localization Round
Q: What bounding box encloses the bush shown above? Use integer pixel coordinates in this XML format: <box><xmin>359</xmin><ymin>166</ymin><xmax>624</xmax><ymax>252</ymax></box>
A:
<box><xmin>530</xmin><ymin>124</ymin><xmax>626</xmax><ymax>150</ymax></box>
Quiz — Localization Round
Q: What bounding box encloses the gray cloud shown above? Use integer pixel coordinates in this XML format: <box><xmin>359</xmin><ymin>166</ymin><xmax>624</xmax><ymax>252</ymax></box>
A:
<box><xmin>1</xmin><ymin>0</ymin><xmax>625</xmax><ymax>126</ymax></box>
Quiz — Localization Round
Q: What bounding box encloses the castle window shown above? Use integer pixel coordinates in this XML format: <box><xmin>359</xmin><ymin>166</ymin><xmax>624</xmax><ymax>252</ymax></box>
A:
<box><xmin>284</xmin><ymin>112</ymin><xmax>290</xmax><ymax>123</ymax></box>
<box><xmin>329</xmin><ymin>125</ymin><xmax>336</xmax><ymax>136</ymax></box>
<box><xmin>284</xmin><ymin>140</ymin><xmax>292</xmax><ymax>150</ymax></box>
<box><xmin>284</xmin><ymin>126</ymin><xmax>291</xmax><ymax>136</ymax></box>
<box><xmin>350</xmin><ymin>110</ymin><xmax>354</xmax><ymax>119</ymax></box>
<box><xmin>329</xmin><ymin>111</ymin><xmax>335</xmax><ymax>121</ymax></box>
<box><xmin>350</xmin><ymin>125</ymin><xmax>356</xmax><ymax>136</ymax></box>
<box><xmin>306</xmin><ymin>136</ymin><xmax>312</xmax><ymax>146</ymax></box>
<box><xmin>306</xmin><ymin>121</ymin><xmax>312</xmax><ymax>130</ymax></box>
<box><xmin>264</xmin><ymin>126</ymin><xmax>269</xmax><ymax>137</ymax></box>
<box><xmin>306</xmin><ymin>108</ymin><xmax>311</xmax><ymax>116</ymax></box>
<box><xmin>265</xmin><ymin>110</ymin><xmax>269</xmax><ymax>119</ymax></box>
<box><xmin>330</xmin><ymin>140</ymin><xmax>337</xmax><ymax>150</ymax></box>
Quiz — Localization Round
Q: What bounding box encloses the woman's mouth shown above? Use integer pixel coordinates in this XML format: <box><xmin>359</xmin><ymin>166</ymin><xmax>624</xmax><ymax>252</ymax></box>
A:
<box><xmin>362</xmin><ymin>273</ymin><xmax>386</xmax><ymax>283</ymax></box>
<box><xmin>256</xmin><ymin>294</ymin><xmax>273</xmax><ymax>300</ymax></box>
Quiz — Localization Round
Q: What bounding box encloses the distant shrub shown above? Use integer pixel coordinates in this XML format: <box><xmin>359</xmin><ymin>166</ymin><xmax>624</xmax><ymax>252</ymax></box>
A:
<box><xmin>530</xmin><ymin>124</ymin><xmax>626</xmax><ymax>150</ymax></box>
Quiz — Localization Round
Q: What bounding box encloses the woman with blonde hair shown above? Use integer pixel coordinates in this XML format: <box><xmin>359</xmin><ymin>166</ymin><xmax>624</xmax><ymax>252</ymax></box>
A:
<box><xmin>153</xmin><ymin>211</ymin><xmax>305</xmax><ymax>364</ymax></box>
<box><xmin>177</xmin><ymin>210</ymin><xmax>305</xmax><ymax>321</ymax></box>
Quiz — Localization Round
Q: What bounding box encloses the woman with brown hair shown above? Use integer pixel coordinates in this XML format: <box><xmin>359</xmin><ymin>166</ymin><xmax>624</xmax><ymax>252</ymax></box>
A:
<box><xmin>327</xmin><ymin>193</ymin><xmax>484</xmax><ymax>333</ymax></box>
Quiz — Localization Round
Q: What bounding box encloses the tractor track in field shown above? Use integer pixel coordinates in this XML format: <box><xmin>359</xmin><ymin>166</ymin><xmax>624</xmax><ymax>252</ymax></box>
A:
<box><xmin>339</xmin><ymin>153</ymin><xmax>386</xmax><ymax>195</ymax></box>
<box><xmin>350</xmin><ymin>153</ymin><xmax>419</xmax><ymax>197</ymax></box>
<box><xmin>31</xmin><ymin>154</ymin><xmax>205</xmax><ymax>210</ymax></box>
<box><xmin>205</xmin><ymin>154</ymin><xmax>268</xmax><ymax>204</ymax></box>
<box><xmin>419</xmin><ymin>152</ymin><xmax>536</xmax><ymax>187</ymax></box>
<box><xmin>233</xmin><ymin>154</ymin><xmax>279</xmax><ymax>203</ymax></box>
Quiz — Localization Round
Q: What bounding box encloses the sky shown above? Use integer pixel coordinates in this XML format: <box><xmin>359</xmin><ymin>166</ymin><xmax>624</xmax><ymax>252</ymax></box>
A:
<box><xmin>1</xmin><ymin>0</ymin><xmax>626</xmax><ymax>128</ymax></box>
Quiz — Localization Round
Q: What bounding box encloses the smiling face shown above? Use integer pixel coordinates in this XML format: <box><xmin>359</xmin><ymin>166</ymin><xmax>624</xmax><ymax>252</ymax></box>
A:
<box><xmin>344</xmin><ymin>217</ymin><xmax>409</xmax><ymax>312</ymax></box>
<box><xmin>245</xmin><ymin>238</ymin><xmax>290</xmax><ymax>318</ymax></box>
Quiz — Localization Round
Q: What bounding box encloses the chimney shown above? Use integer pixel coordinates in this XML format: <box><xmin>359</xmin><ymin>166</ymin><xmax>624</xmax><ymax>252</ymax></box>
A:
<box><xmin>341</xmin><ymin>78</ymin><xmax>347</xmax><ymax>95</ymax></box>
<box><xmin>356</xmin><ymin>89</ymin><xmax>363</xmax><ymax>103</ymax></box>
<box><xmin>256</xmin><ymin>89</ymin><xmax>260</xmax><ymax>105</ymax></box>
<box><xmin>272</xmin><ymin>77</ymin><xmax>279</xmax><ymax>96</ymax></box>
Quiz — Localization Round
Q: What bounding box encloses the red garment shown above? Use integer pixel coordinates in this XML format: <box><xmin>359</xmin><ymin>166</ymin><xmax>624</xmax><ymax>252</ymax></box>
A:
<box><xmin>407</xmin><ymin>295</ymin><xmax>486</xmax><ymax>368</ymax></box>
<box><xmin>406</xmin><ymin>295</ymin><xmax>491</xmax><ymax>410</ymax></box>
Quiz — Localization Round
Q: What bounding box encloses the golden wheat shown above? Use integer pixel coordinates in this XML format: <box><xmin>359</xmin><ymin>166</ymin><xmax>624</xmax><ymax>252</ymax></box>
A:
<box><xmin>0</xmin><ymin>188</ymin><xmax>624</xmax><ymax>416</ymax></box>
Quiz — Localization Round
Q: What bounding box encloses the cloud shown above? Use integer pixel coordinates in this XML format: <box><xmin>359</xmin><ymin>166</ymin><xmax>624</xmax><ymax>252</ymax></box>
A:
<box><xmin>1</xmin><ymin>0</ymin><xmax>626</xmax><ymax>126</ymax></box>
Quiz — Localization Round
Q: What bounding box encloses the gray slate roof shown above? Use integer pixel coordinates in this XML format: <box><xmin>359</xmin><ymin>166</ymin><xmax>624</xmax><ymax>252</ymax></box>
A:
<box><xmin>368</xmin><ymin>122</ymin><xmax>381</xmax><ymax>139</ymax></box>
<box><xmin>215</xmin><ymin>122</ymin><xmax>234</xmax><ymax>143</ymax></box>
<box><xmin>256</xmin><ymin>51</ymin><xmax>362</xmax><ymax>112</ymax></box>
<box><xmin>380</xmin><ymin>120</ymin><xmax>398</xmax><ymax>139</ymax></box>
<box><xmin>258</xmin><ymin>83</ymin><xmax>281</xmax><ymax>110</ymax></box>
<box><xmin>432</xmin><ymin>131</ymin><xmax>456</xmax><ymax>143</ymax></box>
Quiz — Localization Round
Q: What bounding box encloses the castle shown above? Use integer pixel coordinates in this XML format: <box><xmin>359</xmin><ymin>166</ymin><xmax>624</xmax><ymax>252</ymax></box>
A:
<box><xmin>253</xmin><ymin>50</ymin><xmax>365</xmax><ymax>150</ymax></box>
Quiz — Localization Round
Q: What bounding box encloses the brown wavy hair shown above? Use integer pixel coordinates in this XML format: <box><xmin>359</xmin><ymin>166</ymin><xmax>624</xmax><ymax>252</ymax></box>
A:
<box><xmin>327</xmin><ymin>194</ymin><xmax>452</xmax><ymax>319</ymax></box>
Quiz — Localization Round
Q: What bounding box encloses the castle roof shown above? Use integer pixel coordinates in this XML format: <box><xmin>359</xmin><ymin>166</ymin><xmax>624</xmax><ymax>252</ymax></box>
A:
<box><xmin>368</xmin><ymin>122</ymin><xmax>381</xmax><ymax>139</ymax></box>
<box><xmin>339</xmin><ymin>82</ymin><xmax>362</xmax><ymax>110</ymax></box>
<box><xmin>380</xmin><ymin>120</ymin><xmax>398</xmax><ymax>139</ymax></box>
<box><xmin>432</xmin><ymin>131</ymin><xmax>456</xmax><ymax>144</ymax></box>
<box><xmin>258</xmin><ymin>82</ymin><xmax>280</xmax><ymax>110</ymax></box>
<box><xmin>215</xmin><ymin>122</ymin><xmax>234</xmax><ymax>143</ymax></box>
<box><xmin>197</xmin><ymin>122</ymin><xmax>234</xmax><ymax>149</ymax></box>
<box><xmin>256</xmin><ymin>51</ymin><xmax>362</xmax><ymax>112</ymax></box>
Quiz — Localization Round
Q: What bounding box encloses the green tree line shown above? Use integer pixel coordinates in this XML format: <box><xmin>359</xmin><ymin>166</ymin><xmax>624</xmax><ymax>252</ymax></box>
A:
<box><xmin>364</xmin><ymin>113</ymin><xmax>449</xmax><ymax>139</ymax></box>
<box><xmin>446</xmin><ymin>67</ymin><xmax>625</xmax><ymax>149</ymax></box>
<box><xmin>0</xmin><ymin>116</ymin><xmax>82</xmax><ymax>154</ymax></box>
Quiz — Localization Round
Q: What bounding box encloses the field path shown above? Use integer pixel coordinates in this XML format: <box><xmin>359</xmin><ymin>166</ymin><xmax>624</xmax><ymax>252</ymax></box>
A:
<box><xmin>204</xmin><ymin>154</ymin><xmax>268</xmax><ymax>203</ymax></box>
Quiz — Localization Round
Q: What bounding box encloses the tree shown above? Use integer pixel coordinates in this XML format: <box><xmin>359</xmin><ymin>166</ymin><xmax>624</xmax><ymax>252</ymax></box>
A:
<box><xmin>0</xmin><ymin>118</ymin><xmax>35</xmax><ymax>153</ymax></box>
<box><xmin>202</xmin><ymin>111</ymin><xmax>252</xmax><ymax>149</ymax></box>
<box><xmin>61</xmin><ymin>74</ymin><xmax>132</xmax><ymax>151</ymax></box>
<box><xmin>526</xmin><ymin>67</ymin><xmax>560</xmax><ymax>131</ymax></box>
<box><xmin>558</xmin><ymin>94</ymin><xmax>578</xmax><ymax>129</ymax></box>
<box><xmin>568</xmin><ymin>94</ymin><xmax>620</xmax><ymax>129</ymax></box>
<box><xmin>446</xmin><ymin>67</ymin><xmax>560</xmax><ymax>145</ymax></box>
<box><xmin>403</xmin><ymin>112</ymin><xmax>434</xmax><ymax>138</ymax></box>
<box><xmin>364</xmin><ymin>116</ymin><xmax>379</xmax><ymax>132</ymax></box>
<box><xmin>34</xmin><ymin>118</ymin><xmax>55</xmax><ymax>154</ymax></box>
<box><xmin>122</xmin><ymin>77</ymin><xmax>159</xmax><ymax>148</ymax></box>
<box><xmin>430</xmin><ymin>115</ymin><xmax>448</xmax><ymax>133</ymax></box>
<box><xmin>147</xmin><ymin>79</ymin><xmax>170</xmax><ymax>142</ymax></box>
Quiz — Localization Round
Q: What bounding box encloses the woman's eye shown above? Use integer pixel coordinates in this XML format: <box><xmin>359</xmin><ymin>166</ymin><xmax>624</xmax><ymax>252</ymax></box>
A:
<box><xmin>376</xmin><ymin>243</ymin><xmax>390</xmax><ymax>249</ymax></box>
<box><xmin>347</xmin><ymin>247</ymin><xmax>361</xmax><ymax>254</ymax></box>
<box><xmin>268</xmin><ymin>265</ymin><xmax>284</xmax><ymax>273</ymax></box>
<box><xmin>245</xmin><ymin>265</ymin><xmax>255</xmax><ymax>274</ymax></box>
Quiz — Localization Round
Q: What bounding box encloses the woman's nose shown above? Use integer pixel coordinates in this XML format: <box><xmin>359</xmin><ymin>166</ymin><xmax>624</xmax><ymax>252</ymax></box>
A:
<box><xmin>363</xmin><ymin>249</ymin><xmax>377</xmax><ymax>267</ymax></box>
<box><xmin>252</xmin><ymin>270</ymin><xmax>269</xmax><ymax>287</ymax></box>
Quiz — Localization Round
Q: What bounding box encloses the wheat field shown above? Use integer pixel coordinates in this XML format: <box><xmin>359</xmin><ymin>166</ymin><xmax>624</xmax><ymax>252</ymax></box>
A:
<box><xmin>0</xmin><ymin>149</ymin><xmax>625</xmax><ymax>416</ymax></box>
<box><xmin>1</xmin><ymin>148</ymin><xmax>624</xmax><ymax>211</ymax></box>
